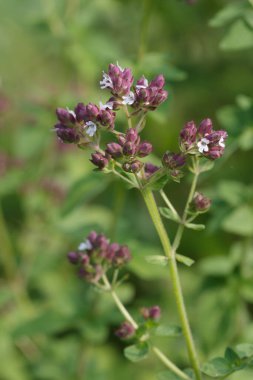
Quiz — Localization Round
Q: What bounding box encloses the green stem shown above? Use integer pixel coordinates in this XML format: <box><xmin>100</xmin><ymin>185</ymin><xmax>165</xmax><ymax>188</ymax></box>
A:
<box><xmin>160</xmin><ymin>190</ymin><xmax>180</xmax><ymax>220</ymax></box>
<box><xmin>141</xmin><ymin>187</ymin><xmax>202</xmax><ymax>380</ymax></box>
<box><xmin>123</xmin><ymin>105</ymin><xmax>133</xmax><ymax>129</ymax></box>
<box><xmin>102</xmin><ymin>275</ymin><xmax>191</xmax><ymax>380</ymax></box>
<box><xmin>112</xmin><ymin>169</ymin><xmax>136</xmax><ymax>187</ymax></box>
<box><xmin>172</xmin><ymin>159</ymin><xmax>200</xmax><ymax>252</ymax></box>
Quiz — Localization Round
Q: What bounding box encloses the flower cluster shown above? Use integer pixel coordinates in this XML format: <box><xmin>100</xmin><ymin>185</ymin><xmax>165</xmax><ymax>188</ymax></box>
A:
<box><xmin>54</xmin><ymin>64</ymin><xmax>228</xmax><ymax>187</ymax></box>
<box><xmin>162</xmin><ymin>151</ymin><xmax>186</xmax><ymax>181</ymax></box>
<box><xmin>103</xmin><ymin>127</ymin><xmax>153</xmax><ymax>173</ymax></box>
<box><xmin>54</xmin><ymin>102</ymin><xmax>115</xmax><ymax>145</ymax></box>
<box><xmin>100</xmin><ymin>63</ymin><xmax>167</xmax><ymax>110</ymax></box>
<box><xmin>180</xmin><ymin>118</ymin><xmax>228</xmax><ymax>160</ymax></box>
<box><xmin>67</xmin><ymin>231</ymin><xmax>131</xmax><ymax>283</ymax></box>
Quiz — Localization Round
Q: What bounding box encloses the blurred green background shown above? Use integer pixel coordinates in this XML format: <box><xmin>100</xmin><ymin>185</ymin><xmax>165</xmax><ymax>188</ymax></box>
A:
<box><xmin>0</xmin><ymin>0</ymin><xmax>253</xmax><ymax>379</ymax></box>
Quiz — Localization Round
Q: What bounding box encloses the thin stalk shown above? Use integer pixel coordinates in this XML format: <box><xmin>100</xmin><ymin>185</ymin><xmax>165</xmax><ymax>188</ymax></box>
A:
<box><xmin>123</xmin><ymin>105</ymin><xmax>133</xmax><ymax>129</ymax></box>
<box><xmin>102</xmin><ymin>274</ymin><xmax>191</xmax><ymax>380</ymax></box>
<box><xmin>160</xmin><ymin>190</ymin><xmax>180</xmax><ymax>220</ymax></box>
<box><xmin>172</xmin><ymin>159</ymin><xmax>200</xmax><ymax>252</ymax></box>
<box><xmin>112</xmin><ymin>169</ymin><xmax>136</xmax><ymax>187</ymax></box>
<box><xmin>152</xmin><ymin>347</ymin><xmax>190</xmax><ymax>380</ymax></box>
<box><xmin>141</xmin><ymin>187</ymin><xmax>202</xmax><ymax>380</ymax></box>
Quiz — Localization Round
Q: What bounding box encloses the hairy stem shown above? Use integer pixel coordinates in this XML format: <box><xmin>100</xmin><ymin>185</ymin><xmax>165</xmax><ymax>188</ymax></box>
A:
<box><xmin>102</xmin><ymin>274</ymin><xmax>191</xmax><ymax>380</ymax></box>
<box><xmin>141</xmin><ymin>187</ymin><xmax>202</xmax><ymax>380</ymax></box>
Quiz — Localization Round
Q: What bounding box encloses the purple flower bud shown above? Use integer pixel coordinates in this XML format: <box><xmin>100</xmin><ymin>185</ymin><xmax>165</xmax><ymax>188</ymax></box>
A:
<box><xmin>137</xmin><ymin>141</ymin><xmax>153</xmax><ymax>157</ymax></box>
<box><xmin>97</xmin><ymin>109</ymin><xmax>115</xmax><ymax>129</ymax></box>
<box><xmin>122</xmin><ymin>160</ymin><xmax>143</xmax><ymax>173</ymax></box>
<box><xmin>123</xmin><ymin>141</ymin><xmax>137</xmax><ymax>156</ymax></box>
<box><xmin>94</xmin><ymin>234</ymin><xmax>109</xmax><ymax>251</ymax></box>
<box><xmin>81</xmin><ymin>253</ymin><xmax>90</xmax><ymax>265</ymax></box>
<box><xmin>106</xmin><ymin>142</ymin><xmax>123</xmax><ymax>158</ymax></box>
<box><xmin>170</xmin><ymin>169</ymin><xmax>184</xmax><ymax>182</ymax></box>
<box><xmin>117</xmin><ymin>134</ymin><xmax>126</xmax><ymax>146</ymax></box>
<box><xmin>149</xmin><ymin>306</ymin><xmax>161</xmax><ymax>321</ymax></box>
<box><xmin>144</xmin><ymin>162</ymin><xmax>160</xmax><ymax>178</ymax></box>
<box><xmin>198</xmin><ymin>118</ymin><xmax>213</xmax><ymax>136</ymax></box>
<box><xmin>180</xmin><ymin>121</ymin><xmax>197</xmax><ymax>150</ymax></box>
<box><xmin>162</xmin><ymin>152</ymin><xmax>186</xmax><ymax>169</ymax></box>
<box><xmin>125</xmin><ymin>128</ymin><xmax>139</xmax><ymax>143</ymax></box>
<box><xmin>101</xmin><ymin>64</ymin><xmax>134</xmax><ymax>97</ymax></box>
<box><xmin>55</xmin><ymin>124</ymin><xmax>80</xmax><ymax>144</ymax></box>
<box><xmin>87</xmin><ymin>231</ymin><xmax>97</xmax><ymax>245</ymax></box>
<box><xmin>56</xmin><ymin>108</ymin><xmax>76</xmax><ymax>125</ymax></box>
<box><xmin>136</xmin><ymin>76</ymin><xmax>149</xmax><ymax>88</ymax></box>
<box><xmin>206</xmin><ymin>145</ymin><xmax>224</xmax><ymax>160</ymax></box>
<box><xmin>115</xmin><ymin>322</ymin><xmax>135</xmax><ymax>339</ymax></box>
<box><xmin>140</xmin><ymin>305</ymin><xmax>161</xmax><ymax>320</ymax></box>
<box><xmin>150</xmin><ymin>74</ymin><xmax>165</xmax><ymax>89</ymax></box>
<box><xmin>106</xmin><ymin>243</ymin><xmax>119</xmax><ymax>261</ymax></box>
<box><xmin>90</xmin><ymin>151</ymin><xmax>108</xmax><ymax>170</ymax></box>
<box><xmin>150</xmin><ymin>89</ymin><xmax>168</xmax><ymax>107</ymax></box>
<box><xmin>113</xmin><ymin>245</ymin><xmax>131</xmax><ymax>266</ymax></box>
<box><xmin>67</xmin><ymin>251</ymin><xmax>79</xmax><ymax>265</ymax></box>
<box><xmin>192</xmin><ymin>192</ymin><xmax>211</xmax><ymax>212</ymax></box>
<box><xmin>75</xmin><ymin>103</ymin><xmax>99</xmax><ymax>122</ymax></box>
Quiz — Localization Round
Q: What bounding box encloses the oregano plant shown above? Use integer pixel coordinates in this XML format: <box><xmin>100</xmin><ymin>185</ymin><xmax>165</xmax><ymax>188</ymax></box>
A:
<box><xmin>54</xmin><ymin>63</ymin><xmax>253</xmax><ymax>380</ymax></box>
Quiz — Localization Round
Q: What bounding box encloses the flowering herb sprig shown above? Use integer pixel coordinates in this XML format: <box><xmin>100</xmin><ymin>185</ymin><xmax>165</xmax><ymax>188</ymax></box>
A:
<box><xmin>54</xmin><ymin>63</ymin><xmax>242</xmax><ymax>380</ymax></box>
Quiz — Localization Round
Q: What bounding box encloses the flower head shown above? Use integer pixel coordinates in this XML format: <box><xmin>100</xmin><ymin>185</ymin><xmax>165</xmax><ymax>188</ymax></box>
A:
<box><xmin>192</xmin><ymin>192</ymin><xmax>211</xmax><ymax>212</ymax></box>
<box><xmin>115</xmin><ymin>322</ymin><xmax>135</xmax><ymax>339</ymax></box>
<box><xmin>180</xmin><ymin>118</ymin><xmax>228</xmax><ymax>160</ymax></box>
<box><xmin>100</xmin><ymin>63</ymin><xmax>134</xmax><ymax>97</ymax></box>
<box><xmin>67</xmin><ymin>231</ymin><xmax>132</xmax><ymax>283</ymax></box>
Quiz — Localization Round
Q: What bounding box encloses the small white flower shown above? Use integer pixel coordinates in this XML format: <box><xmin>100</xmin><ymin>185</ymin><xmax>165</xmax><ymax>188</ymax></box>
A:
<box><xmin>66</xmin><ymin>107</ymin><xmax>76</xmax><ymax>118</ymax></box>
<box><xmin>78</xmin><ymin>239</ymin><xmax>92</xmax><ymax>251</ymax></box>
<box><xmin>218</xmin><ymin>137</ymin><xmax>225</xmax><ymax>148</ymax></box>
<box><xmin>100</xmin><ymin>72</ymin><xmax>113</xmax><ymax>89</ymax></box>
<box><xmin>85</xmin><ymin>121</ymin><xmax>97</xmax><ymax>137</ymax></box>
<box><xmin>122</xmin><ymin>91</ymin><xmax>135</xmax><ymax>105</ymax></box>
<box><xmin>197</xmin><ymin>138</ymin><xmax>210</xmax><ymax>153</ymax></box>
<box><xmin>136</xmin><ymin>77</ymin><xmax>149</xmax><ymax>89</ymax></box>
<box><xmin>99</xmin><ymin>101</ymin><xmax>113</xmax><ymax>110</ymax></box>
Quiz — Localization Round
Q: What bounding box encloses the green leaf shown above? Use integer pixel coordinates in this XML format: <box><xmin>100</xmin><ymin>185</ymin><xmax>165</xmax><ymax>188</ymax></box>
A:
<box><xmin>154</xmin><ymin>324</ymin><xmax>182</xmax><ymax>337</ymax></box>
<box><xmin>201</xmin><ymin>357</ymin><xmax>232</xmax><ymax>377</ymax></box>
<box><xmin>236</xmin><ymin>343</ymin><xmax>253</xmax><ymax>359</ymax></box>
<box><xmin>176</xmin><ymin>254</ymin><xmax>195</xmax><ymax>267</ymax></box>
<box><xmin>220</xmin><ymin>20</ymin><xmax>253</xmax><ymax>50</ymax></box>
<box><xmin>185</xmin><ymin>223</ymin><xmax>205</xmax><ymax>231</ymax></box>
<box><xmin>199</xmin><ymin>255</ymin><xmax>236</xmax><ymax>276</ymax></box>
<box><xmin>225</xmin><ymin>347</ymin><xmax>240</xmax><ymax>363</ymax></box>
<box><xmin>156</xmin><ymin>371</ymin><xmax>183</xmax><ymax>380</ymax></box>
<box><xmin>157</xmin><ymin>369</ymin><xmax>194</xmax><ymax>380</ymax></box>
<box><xmin>209</xmin><ymin>2</ymin><xmax>247</xmax><ymax>28</ymax></box>
<box><xmin>124</xmin><ymin>342</ymin><xmax>149</xmax><ymax>362</ymax></box>
<box><xmin>146</xmin><ymin>174</ymin><xmax>169</xmax><ymax>192</ymax></box>
<box><xmin>199</xmin><ymin>160</ymin><xmax>214</xmax><ymax>173</ymax></box>
<box><xmin>159</xmin><ymin>207</ymin><xmax>180</xmax><ymax>222</ymax></box>
<box><xmin>145</xmin><ymin>255</ymin><xmax>168</xmax><ymax>266</ymax></box>
<box><xmin>222</xmin><ymin>205</ymin><xmax>253</xmax><ymax>237</ymax></box>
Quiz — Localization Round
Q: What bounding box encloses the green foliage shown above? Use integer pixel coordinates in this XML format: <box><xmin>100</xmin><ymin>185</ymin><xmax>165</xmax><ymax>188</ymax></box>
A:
<box><xmin>210</xmin><ymin>1</ymin><xmax>253</xmax><ymax>50</ymax></box>
<box><xmin>0</xmin><ymin>0</ymin><xmax>252</xmax><ymax>379</ymax></box>
<box><xmin>124</xmin><ymin>342</ymin><xmax>149</xmax><ymax>362</ymax></box>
